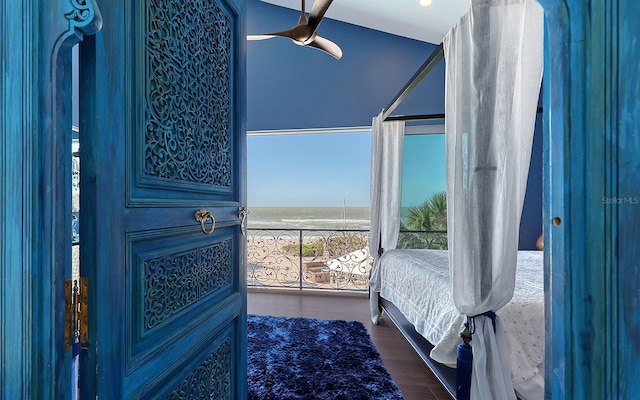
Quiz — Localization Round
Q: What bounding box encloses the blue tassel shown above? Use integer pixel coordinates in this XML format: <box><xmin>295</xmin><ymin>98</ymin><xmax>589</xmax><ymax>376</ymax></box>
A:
<box><xmin>457</xmin><ymin>321</ymin><xmax>473</xmax><ymax>400</ymax></box>
<box><xmin>456</xmin><ymin>342</ymin><xmax>472</xmax><ymax>400</ymax></box>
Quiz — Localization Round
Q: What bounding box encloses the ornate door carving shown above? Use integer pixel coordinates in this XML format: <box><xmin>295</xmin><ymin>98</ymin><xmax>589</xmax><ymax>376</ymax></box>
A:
<box><xmin>78</xmin><ymin>0</ymin><xmax>246</xmax><ymax>398</ymax></box>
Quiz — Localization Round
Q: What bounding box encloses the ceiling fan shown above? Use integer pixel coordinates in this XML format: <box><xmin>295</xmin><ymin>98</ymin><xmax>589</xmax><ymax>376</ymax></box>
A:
<box><xmin>247</xmin><ymin>0</ymin><xmax>343</xmax><ymax>60</ymax></box>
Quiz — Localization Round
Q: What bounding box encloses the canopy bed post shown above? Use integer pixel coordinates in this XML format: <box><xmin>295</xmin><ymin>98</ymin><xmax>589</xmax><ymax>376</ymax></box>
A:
<box><xmin>381</xmin><ymin>43</ymin><xmax>444</xmax><ymax>121</ymax></box>
<box><xmin>370</xmin><ymin>1</ymin><xmax>545</xmax><ymax>399</ymax></box>
<box><xmin>444</xmin><ymin>2</ymin><xmax>544</xmax><ymax>398</ymax></box>
<box><xmin>368</xmin><ymin>113</ymin><xmax>405</xmax><ymax>323</ymax></box>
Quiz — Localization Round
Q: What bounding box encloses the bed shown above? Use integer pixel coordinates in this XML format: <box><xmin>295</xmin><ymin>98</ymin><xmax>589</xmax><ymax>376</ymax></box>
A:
<box><xmin>371</xmin><ymin>249</ymin><xmax>544</xmax><ymax>399</ymax></box>
<box><xmin>370</xmin><ymin>1</ymin><xmax>544</xmax><ymax>398</ymax></box>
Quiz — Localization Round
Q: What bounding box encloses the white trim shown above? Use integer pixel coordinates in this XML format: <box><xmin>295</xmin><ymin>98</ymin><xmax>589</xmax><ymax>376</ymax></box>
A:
<box><xmin>405</xmin><ymin>124</ymin><xmax>445</xmax><ymax>135</ymax></box>
<box><xmin>247</xmin><ymin>124</ymin><xmax>445</xmax><ymax>137</ymax></box>
<box><xmin>247</xmin><ymin>126</ymin><xmax>372</xmax><ymax>136</ymax></box>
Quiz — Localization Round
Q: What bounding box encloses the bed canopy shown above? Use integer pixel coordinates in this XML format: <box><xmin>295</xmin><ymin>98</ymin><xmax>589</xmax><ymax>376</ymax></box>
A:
<box><xmin>369</xmin><ymin>0</ymin><xmax>544</xmax><ymax>399</ymax></box>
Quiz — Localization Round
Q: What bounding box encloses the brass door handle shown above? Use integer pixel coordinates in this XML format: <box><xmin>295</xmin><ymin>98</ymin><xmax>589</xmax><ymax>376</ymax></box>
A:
<box><xmin>239</xmin><ymin>207</ymin><xmax>250</xmax><ymax>236</ymax></box>
<box><xmin>195</xmin><ymin>209</ymin><xmax>215</xmax><ymax>235</ymax></box>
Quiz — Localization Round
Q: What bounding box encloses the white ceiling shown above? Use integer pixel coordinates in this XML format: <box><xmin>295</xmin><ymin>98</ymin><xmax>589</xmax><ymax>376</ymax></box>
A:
<box><xmin>259</xmin><ymin>0</ymin><xmax>471</xmax><ymax>44</ymax></box>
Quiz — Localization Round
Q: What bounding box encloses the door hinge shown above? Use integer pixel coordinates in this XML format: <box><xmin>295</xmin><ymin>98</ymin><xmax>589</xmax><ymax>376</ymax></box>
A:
<box><xmin>65</xmin><ymin>277</ymin><xmax>88</xmax><ymax>352</ymax></box>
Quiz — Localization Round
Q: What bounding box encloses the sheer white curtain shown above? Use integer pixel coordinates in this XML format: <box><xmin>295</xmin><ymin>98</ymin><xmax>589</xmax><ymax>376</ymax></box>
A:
<box><xmin>444</xmin><ymin>0</ymin><xmax>543</xmax><ymax>399</ymax></box>
<box><xmin>369</xmin><ymin>112</ymin><xmax>404</xmax><ymax>324</ymax></box>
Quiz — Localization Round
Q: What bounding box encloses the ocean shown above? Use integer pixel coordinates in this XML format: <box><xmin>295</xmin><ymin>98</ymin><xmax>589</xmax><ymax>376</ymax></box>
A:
<box><xmin>247</xmin><ymin>207</ymin><xmax>371</xmax><ymax>230</ymax></box>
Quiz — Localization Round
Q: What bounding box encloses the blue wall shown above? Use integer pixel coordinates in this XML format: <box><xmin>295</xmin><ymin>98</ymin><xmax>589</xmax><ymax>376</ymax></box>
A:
<box><xmin>246</xmin><ymin>0</ymin><xmax>443</xmax><ymax>130</ymax></box>
<box><xmin>520</xmin><ymin>113</ymin><xmax>543</xmax><ymax>250</ymax></box>
<box><xmin>251</xmin><ymin>0</ymin><xmax>543</xmax><ymax>248</ymax></box>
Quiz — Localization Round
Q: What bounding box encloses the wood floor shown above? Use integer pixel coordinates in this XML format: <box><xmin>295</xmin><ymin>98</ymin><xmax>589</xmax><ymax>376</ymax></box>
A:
<box><xmin>247</xmin><ymin>289</ymin><xmax>454</xmax><ymax>400</ymax></box>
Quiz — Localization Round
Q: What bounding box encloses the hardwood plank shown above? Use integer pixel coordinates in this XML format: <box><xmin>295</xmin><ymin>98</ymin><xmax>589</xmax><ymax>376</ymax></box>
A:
<box><xmin>248</xmin><ymin>290</ymin><xmax>453</xmax><ymax>400</ymax></box>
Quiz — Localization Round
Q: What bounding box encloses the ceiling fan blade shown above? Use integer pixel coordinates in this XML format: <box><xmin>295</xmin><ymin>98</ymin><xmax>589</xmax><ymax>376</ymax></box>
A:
<box><xmin>247</xmin><ymin>26</ymin><xmax>300</xmax><ymax>41</ymax></box>
<box><xmin>249</xmin><ymin>0</ymin><xmax>342</xmax><ymax>59</ymax></box>
<box><xmin>308</xmin><ymin>0</ymin><xmax>334</xmax><ymax>30</ymax></box>
<box><xmin>247</xmin><ymin>34</ymin><xmax>279</xmax><ymax>41</ymax></box>
<box><xmin>306</xmin><ymin>35</ymin><xmax>342</xmax><ymax>59</ymax></box>
<box><xmin>298</xmin><ymin>0</ymin><xmax>308</xmax><ymax>25</ymax></box>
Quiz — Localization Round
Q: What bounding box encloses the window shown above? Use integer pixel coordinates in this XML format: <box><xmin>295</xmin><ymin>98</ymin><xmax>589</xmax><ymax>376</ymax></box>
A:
<box><xmin>399</xmin><ymin>125</ymin><xmax>447</xmax><ymax>249</ymax></box>
<box><xmin>247</xmin><ymin>129</ymin><xmax>371</xmax><ymax>229</ymax></box>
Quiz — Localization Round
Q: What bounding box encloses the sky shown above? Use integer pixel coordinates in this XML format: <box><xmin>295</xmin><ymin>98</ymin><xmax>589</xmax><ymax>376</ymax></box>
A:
<box><xmin>247</xmin><ymin>132</ymin><xmax>371</xmax><ymax>207</ymax></box>
<box><xmin>401</xmin><ymin>134</ymin><xmax>447</xmax><ymax>207</ymax></box>
<box><xmin>247</xmin><ymin>131</ymin><xmax>447</xmax><ymax>208</ymax></box>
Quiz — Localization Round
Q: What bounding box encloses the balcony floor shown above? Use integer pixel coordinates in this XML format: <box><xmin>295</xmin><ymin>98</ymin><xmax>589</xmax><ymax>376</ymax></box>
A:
<box><xmin>248</xmin><ymin>289</ymin><xmax>453</xmax><ymax>400</ymax></box>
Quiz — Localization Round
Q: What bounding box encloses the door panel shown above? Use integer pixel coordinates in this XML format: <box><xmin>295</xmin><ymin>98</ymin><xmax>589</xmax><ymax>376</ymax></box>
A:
<box><xmin>80</xmin><ymin>0</ymin><xmax>246</xmax><ymax>397</ymax></box>
<box><xmin>131</xmin><ymin>320</ymin><xmax>239</xmax><ymax>399</ymax></box>
<box><xmin>125</xmin><ymin>227</ymin><xmax>238</xmax><ymax>374</ymax></box>
<box><xmin>128</xmin><ymin>0</ymin><xmax>239</xmax><ymax>206</ymax></box>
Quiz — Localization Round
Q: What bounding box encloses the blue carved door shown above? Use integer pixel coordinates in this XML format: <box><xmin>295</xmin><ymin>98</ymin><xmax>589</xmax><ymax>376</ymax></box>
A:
<box><xmin>78</xmin><ymin>0</ymin><xmax>247</xmax><ymax>398</ymax></box>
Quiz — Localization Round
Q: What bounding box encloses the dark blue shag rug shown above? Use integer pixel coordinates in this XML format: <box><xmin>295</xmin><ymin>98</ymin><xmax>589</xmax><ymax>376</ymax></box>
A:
<box><xmin>247</xmin><ymin>314</ymin><xmax>404</xmax><ymax>400</ymax></box>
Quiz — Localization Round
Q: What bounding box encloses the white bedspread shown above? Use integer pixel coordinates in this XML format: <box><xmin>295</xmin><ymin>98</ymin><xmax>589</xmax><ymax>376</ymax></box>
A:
<box><xmin>373</xmin><ymin>249</ymin><xmax>544</xmax><ymax>399</ymax></box>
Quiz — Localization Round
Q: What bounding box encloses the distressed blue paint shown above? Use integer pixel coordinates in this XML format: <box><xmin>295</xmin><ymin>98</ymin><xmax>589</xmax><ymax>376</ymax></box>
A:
<box><xmin>1</xmin><ymin>0</ymin><xmax>100</xmax><ymax>398</ymax></box>
<box><xmin>540</xmin><ymin>0</ymin><xmax>640</xmax><ymax>398</ymax></box>
<box><xmin>78</xmin><ymin>0</ymin><xmax>247</xmax><ymax>398</ymax></box>
<box><xmin>616</xmin><ymin>1</ymin><xmax>640</xmax><ymax>397</ymax></box>
<box><xmin>541</xmin><ymin>8</ymin><xmax>568</xmax><ymax>397</ymax></box>
<box><xmin>34</xmin><ymin>0</ymin><xmax>101</xmax><ymax>397</ymax></box>
<box><xmin>1</xmin><ymin>1</ymin><xmax>33</xmax><ymax>397</ymax></box>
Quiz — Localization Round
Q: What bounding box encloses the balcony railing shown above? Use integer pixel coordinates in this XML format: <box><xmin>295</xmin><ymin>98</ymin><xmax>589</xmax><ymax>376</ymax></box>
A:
<box><xmin>247</xmin><ymin>228</ymin><xmax>447</xmax><ymax>292</ymax></box>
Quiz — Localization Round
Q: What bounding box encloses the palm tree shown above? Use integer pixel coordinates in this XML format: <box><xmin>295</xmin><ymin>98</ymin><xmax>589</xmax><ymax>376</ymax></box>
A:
<box><xmin>405</xmin><ymin>191</ymin><xmax>447</xmax><ymax>231</ymax></box>
<box><xmin>398</xmin><ymin>191</ymin><xmax>448</xmax><ymax>249</ymax></box>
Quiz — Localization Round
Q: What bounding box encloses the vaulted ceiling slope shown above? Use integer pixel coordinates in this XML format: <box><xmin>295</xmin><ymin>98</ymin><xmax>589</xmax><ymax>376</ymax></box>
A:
<box><xmin>259</xmin><ymin>0</ymin><xmax>471</xmax><ymax>44</ymax></box>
